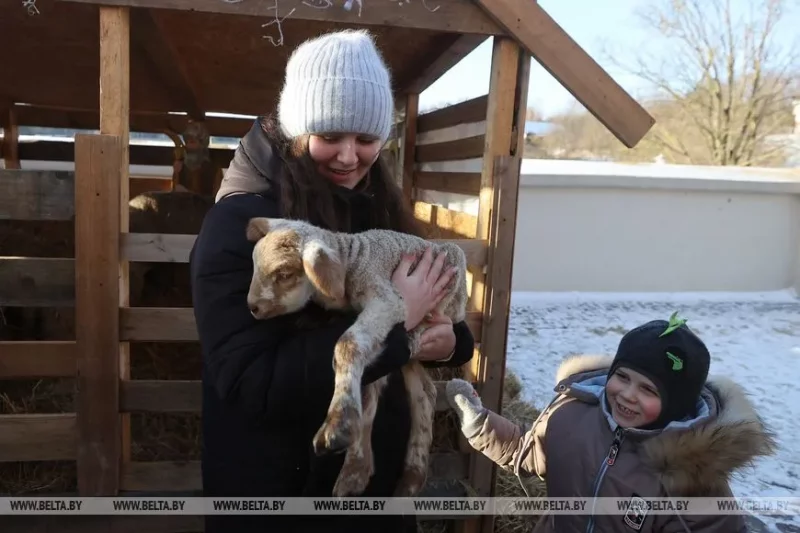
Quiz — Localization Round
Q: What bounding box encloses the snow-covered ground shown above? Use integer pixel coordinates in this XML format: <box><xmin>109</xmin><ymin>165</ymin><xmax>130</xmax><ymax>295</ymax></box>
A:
<box><xmin>505</xmin><ymin>290</ymin><xmax>800</xmax><ymax>532</ymax></box>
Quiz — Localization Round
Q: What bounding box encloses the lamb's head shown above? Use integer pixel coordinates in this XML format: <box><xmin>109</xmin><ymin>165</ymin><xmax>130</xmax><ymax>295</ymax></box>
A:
<box><xmin>245</xmin><ymin>217</ymin><xmax>347</xmax><ymax>319</ymax></box>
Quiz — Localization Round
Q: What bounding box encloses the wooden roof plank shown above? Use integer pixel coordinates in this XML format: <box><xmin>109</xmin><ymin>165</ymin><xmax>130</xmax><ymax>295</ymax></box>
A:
<box><xmin>472</xmin><ymin>0</ymin><xmax>655</xmax><ymax>148</ymax></box>
<box><xmin>60</xmin><ymin>0</ymin><xmax>505</xmax><ymax>36</ymax></box>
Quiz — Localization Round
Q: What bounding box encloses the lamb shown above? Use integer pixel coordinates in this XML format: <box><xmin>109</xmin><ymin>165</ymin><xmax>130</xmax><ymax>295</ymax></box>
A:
<box><xmin>245</xmin><ymin>216</ymin><xmax>469</xmax><ymax>497</ymax></box>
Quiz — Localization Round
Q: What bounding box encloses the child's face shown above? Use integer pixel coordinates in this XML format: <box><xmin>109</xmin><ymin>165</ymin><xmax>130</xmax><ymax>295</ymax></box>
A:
<box><xmin>605</xmin><ymin>367</ymin><xmax>662</xmax><ymax>428</ymax></box>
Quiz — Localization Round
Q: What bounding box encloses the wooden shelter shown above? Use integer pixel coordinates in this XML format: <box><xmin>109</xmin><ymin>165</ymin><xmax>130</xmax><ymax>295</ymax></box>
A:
<box><xmin>0</xmin><ymin>0</ymin><xmax>655</xmax><ymax>531</ymax></box>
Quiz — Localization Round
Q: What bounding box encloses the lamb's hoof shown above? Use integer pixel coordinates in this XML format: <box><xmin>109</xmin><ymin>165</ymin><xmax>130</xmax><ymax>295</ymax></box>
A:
<box><xmin>312</xmin><ymin>414</ymin><xmax>356</xmax><ymax>456</ymax></box>
<box><xmin>393</xmin><ymin>467</ymin><xmax>427</xmax><ymax>497</ymax></box>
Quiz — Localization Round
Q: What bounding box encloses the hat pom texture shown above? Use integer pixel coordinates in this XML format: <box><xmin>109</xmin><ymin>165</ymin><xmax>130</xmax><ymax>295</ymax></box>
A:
<box><xmin>278</xmin><ymin>29</ymin><xmax>394</xmax><ymax>144</ymax></box>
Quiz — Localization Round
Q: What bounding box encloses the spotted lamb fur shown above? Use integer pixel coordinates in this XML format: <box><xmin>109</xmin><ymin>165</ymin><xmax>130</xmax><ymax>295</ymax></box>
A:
<box><xmin>245</xmin><ymin>217</ymin><xmax>469</xmax><ymax>497</ymax></box>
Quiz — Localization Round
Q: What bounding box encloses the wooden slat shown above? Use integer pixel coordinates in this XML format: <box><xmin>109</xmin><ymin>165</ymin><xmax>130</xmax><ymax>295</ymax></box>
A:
<box><xmin>472</xmin><ymin>0</ymin><xmax>655</xmax><ymax>148</ymax></box>
<box><xmin>0</xmin><ymin>413</ymin><xmax>77</xmax><ymax>461</ymax></box>
<box><xmin>0</xmin><ymin>169</ymin><xmax>183</xmax><ymax>222</ymax></box>
<box><xmin>122</xmin><ymin>233</ymin><xmax>489</xmax><ymax>267</ymax></box>
<box><xmin>121</xmin><ymin>453</ymin><xmax>468</xmax><ymax>492</ymax></box>
<box><xmin>415</xmin><ymin>135</ymin><xmax>485</xmax><ymax>163</ymax></box>
<box><xmin>0</xmin><ymin>341</ymin><xmax>76</xmax><ymax>378</ymax></box>
<box><xmin>121</xmin><ymin>307</ymin><xmax>484</xmax><ymax>343</ymax></box>
<box><xmin>0</xmin><ymin>257</ymin><xmax>74</xmax><ymax>306</ymax></box>
<box><xmin>75</xmin><ymin>133</ymin><xmax>123</xmax><ymax>495</ymax></box>
<box><xmin>417</xmin><ymin>96</ymin><xmax>488</xmax><ymax>134</ymax></box>
<box><xmin>414</xmin><ymin>172</ymin><xmax>481</xmax><ymax>196</ymax></box>
<box><xmin>63</xmin><ymin>0</ymin><xmax>504</xmax><ymax>36</ymax></box>
<box><xmin>120</xmin><ymin>379</ymin><xmax>460</xmax><ymax>413</ymax></box>
<box><xmin>0</xmin><ymin>169</ymin><xmax>75</xmax><ymax>221</ymax></box>
<box><xmin>413</xmin><ymin>201</ymin><xmax>478</xmax><ymax>240</ymax></box>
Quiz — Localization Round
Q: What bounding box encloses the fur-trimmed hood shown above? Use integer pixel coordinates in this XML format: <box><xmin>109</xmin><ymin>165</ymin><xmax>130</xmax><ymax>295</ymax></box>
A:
<box><xmin>553</xmin><ymin>354</ymin><xmax>778</xmax><ymax>497</ymax></box>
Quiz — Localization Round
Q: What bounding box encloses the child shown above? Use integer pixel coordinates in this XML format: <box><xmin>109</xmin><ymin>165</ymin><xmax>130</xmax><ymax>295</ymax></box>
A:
<box><xmin>446</xmin><ymin>313</ymin><xmax>777</xmax><ymax>533</ymax></box>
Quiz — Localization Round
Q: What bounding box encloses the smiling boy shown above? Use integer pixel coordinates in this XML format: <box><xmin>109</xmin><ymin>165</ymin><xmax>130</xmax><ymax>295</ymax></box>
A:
<box><xmin>446</xmin><ymin>314</ymin><xmax>777</xmax><ymax>533</ymax></box>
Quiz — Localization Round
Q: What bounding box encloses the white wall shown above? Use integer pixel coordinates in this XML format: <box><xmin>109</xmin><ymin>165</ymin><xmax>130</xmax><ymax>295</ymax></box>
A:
<box><xmin>420</xmin><ymin>159</ymin><xmax>800</xmax><ymax>294</ymax></box>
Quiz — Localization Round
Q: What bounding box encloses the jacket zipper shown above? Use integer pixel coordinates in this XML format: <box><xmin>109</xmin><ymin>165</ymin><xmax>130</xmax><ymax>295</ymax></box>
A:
<box><xmin>585</xmin><ymin>427</ymin><xmax>625</xmax><ymax>533</ymax></box>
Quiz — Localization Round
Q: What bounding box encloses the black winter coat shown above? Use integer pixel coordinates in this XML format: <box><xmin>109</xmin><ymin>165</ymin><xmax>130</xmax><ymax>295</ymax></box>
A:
<box><xmin>189</xmin><ymin>121</ymin><xmax>475</xmax><ymax>533</ymax></box>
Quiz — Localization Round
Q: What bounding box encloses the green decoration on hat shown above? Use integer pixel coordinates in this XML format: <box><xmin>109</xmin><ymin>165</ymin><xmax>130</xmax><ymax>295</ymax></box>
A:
<box><xmin>666</xmin><ymin>351</ymin><xmax>684</xmax><ymax>371</ymax></box>
<box><xmin>659</xmin><ymin>311</ymin><xmax>687</xmax><ymax>338</ymax></box>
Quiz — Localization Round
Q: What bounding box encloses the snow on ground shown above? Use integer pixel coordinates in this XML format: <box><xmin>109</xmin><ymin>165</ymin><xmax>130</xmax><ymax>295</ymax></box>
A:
<box><xmin>505</xmin><ymin>290</ymin><xmax>800</xmax><ymax>532</ymax></box>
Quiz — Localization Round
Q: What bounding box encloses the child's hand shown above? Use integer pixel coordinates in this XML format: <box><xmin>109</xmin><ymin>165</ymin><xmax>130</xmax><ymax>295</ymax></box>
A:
<box><xmin>446</xmin><ymin>379</ymin><xmax>488</xmax><ymax>439</ymax></box>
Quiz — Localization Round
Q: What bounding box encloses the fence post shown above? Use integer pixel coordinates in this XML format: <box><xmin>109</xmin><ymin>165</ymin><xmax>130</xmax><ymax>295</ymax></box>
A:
<box><xmin>75</xmin><ymin>133</ymin><xmax>122</xmax><ymax>495</ymax></box>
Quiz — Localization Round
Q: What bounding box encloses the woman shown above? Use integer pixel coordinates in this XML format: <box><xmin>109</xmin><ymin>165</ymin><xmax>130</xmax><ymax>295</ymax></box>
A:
<box><xmin>189</xmin><ymin>29</ymin><xmax>475</xmax><ymax>533</ymax></box>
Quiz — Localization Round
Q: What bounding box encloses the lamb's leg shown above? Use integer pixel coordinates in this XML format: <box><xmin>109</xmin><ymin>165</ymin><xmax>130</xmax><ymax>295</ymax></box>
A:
<box><xmin>394</xmin><ymin>361</ymin><xmax>437</xmax><ymax>497</ymax></box>
<box><xmin>332</xmin><ymin>379</ymin><xmax>383</xmax><ymax>496</ymax></box>
<box><xmin>313</xmin><ymin>299</ymin><xmax>402</xmax><ymax>455</ymax></box>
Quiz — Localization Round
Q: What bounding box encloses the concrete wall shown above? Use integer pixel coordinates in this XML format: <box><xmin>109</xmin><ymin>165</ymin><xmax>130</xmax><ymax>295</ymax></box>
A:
<box><xmin>418</xmin><ymin>159</ymin><xmax>800</xmax><ymax>293</ymax></box>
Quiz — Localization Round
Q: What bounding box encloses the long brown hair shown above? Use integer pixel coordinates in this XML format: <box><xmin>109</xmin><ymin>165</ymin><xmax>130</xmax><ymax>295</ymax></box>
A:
<box><xmin>258</xmin><ymin>114</ymin><xmax>423</xmax><ymax>237</ymax></box>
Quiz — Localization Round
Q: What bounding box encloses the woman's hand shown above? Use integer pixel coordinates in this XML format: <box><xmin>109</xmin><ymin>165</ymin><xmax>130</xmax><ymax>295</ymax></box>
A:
<box><xmin>414</xmin><ymin>310</ymin><xmax>456</xmax><ymax>362</ymax></box>
<box><xmin>391</xmin><ymin>246</ymin><xmax>456</xmax><ymax>331</ymax></box>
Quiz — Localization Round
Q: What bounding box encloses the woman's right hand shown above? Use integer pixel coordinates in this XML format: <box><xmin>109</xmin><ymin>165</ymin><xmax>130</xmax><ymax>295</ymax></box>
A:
<box><xmin>391</xmin><ymin>246</ymin><xmax>456</xmax><ymax>331</ymax></box>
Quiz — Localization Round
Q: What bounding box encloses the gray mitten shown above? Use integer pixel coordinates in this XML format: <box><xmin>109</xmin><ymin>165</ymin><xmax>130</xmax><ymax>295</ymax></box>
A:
<box><xmin>446</xmin><ymin>379</ymin><xmax>488</xmax><ymax>439</ymax></box>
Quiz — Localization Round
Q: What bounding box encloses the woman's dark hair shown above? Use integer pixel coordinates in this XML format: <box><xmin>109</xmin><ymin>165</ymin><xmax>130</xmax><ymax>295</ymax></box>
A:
<box><xmin>258</xmin><ymin>114</ymin><xmax>423</xmax><ymax>238</ymax></box>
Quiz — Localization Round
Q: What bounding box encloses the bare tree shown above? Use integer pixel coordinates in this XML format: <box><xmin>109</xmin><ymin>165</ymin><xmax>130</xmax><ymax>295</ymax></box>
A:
<box><xmin>605</xmin><ymin>0</ymin><xmax>799</xmax><ymax>166</ymax></box>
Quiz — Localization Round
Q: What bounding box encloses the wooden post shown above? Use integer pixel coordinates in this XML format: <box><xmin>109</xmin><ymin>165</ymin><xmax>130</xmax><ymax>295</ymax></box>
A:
<box><xmin>99</xmin><ymin>5</ymin><xmax>132</xmax><ymax>470</ymax></box>
<box><xmin>459</xmin><ymin>36</ymin><xmax>528</xmax><ymax>533</ymax></box>
<box><xmin>75</xmin><ymin>133</ymin><xmax>123</xmax><ymax>495</ymax></box>
<box><xmin>2</xmin><ymin>107</ymin><xmax>20</xmax><ymax>170</ymax></box>
<box><xmin>400</xmin><ymin>92</ymin><xmax>419</xmax><ymax>205</ymax></box>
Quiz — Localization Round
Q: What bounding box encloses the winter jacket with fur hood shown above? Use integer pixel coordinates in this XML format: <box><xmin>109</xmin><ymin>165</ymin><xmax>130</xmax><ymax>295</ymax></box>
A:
<box><xmin>465</xmin><ymin>354</ymin><xmax>777</xmax><ymax>533</ymax></box>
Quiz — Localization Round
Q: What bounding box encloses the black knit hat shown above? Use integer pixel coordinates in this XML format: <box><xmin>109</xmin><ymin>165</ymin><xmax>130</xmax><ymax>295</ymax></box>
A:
<box><xmin>608</xmin><ymin>313</ymin><xmax>711</xmax><ymax>429</ymax></box>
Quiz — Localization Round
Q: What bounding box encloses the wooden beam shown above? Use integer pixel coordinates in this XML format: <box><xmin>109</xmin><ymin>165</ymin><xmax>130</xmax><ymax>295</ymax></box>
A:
<box><xmin>405</xmin><ymin>35</ymin><xmax>488</xmax><ymax>94</ymax></box>
<box><xmin>2</xmin><ymin>107</ymin><xmax>20</xmax><ymax>169</ymax></box>
<box><xmin>471</xmin><ymin>0</ymin><xmax>655</xmax><ymax>148</ymax></box>
<box><xmin>0</xmin><ymin>341</ymin><xmax>76</xmax><ymax>378</ymax></box>
<box><xmin>130</xmin><ymin>9</ymin><xmax>203</xmax><ymax>120</ymax></box>
<box><xmin>61</xmin><ymin>0</ymin><xmax>504</xmax><ymax>36</ymax></box>
<box><xmin>464</xmin><ymin>40</ymin><xmax>521</xmax><ymax>526</ymax></box>
<box><xmin>120</xmin><ymin>307</ymin><xmax>485</xmax><ymax>343</ymax></box>
<box><xmin>99</xmin><ymin>4</ymin><xmax>133</xmax><ymax>472</ymax></box>
<box><xmin>400</xmin><ymin>93</ymin><xmax>419</xmax><ymax>204</ymax></box>
<box><xmin>74</xmin><ymin>133</ymin><xmax>123</xmax><ymax>495</ymax></box>
<box><xmin>0</xmin><ymin>414</ymin><xmax>77</xmax><ymax>462</ymax></box>
<box><xmin>120</xmin><ymin>379</ymin><xmax>458</xmax><ymax>413</ymax></box>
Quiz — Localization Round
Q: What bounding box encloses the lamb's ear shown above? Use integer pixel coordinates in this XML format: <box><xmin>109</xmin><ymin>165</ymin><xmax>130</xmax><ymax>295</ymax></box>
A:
<box><xmin>246</xmin><ymin>217</ymin><xmax>271</xmax><ymax>242</ymax></box>
<box><xmin>302</xmin><ymin>240</ymin><xmax>345</xmax><ymax>302</ymax></box>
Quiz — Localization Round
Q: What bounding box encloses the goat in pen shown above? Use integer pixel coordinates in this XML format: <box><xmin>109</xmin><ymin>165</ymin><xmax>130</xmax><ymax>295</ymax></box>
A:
<box><xmin>245</xmin><ymin>217</ymin><xmax>469</xmax><ymax>497</ymax></box>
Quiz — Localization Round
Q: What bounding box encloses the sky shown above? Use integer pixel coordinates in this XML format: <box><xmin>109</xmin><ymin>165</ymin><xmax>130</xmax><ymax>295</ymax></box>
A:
<box><xmin>418</xmin><ymin>0</ymin><xmax>800</xmax><ymax>119</ymax></box>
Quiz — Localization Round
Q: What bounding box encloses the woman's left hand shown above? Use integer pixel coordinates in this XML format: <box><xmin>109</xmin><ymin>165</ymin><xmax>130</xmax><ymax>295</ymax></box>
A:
<box><xmin>413</xmin><ymin>310</ymin><xmax>456</xmax><ymax>361</ymax></box>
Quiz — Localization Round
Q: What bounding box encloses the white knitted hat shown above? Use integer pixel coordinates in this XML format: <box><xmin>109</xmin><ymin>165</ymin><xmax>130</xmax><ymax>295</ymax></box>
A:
<box><xmin>277</xmin><ymin>29</ymin><xmax>394</xmax><ymax>143</ymax></box>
